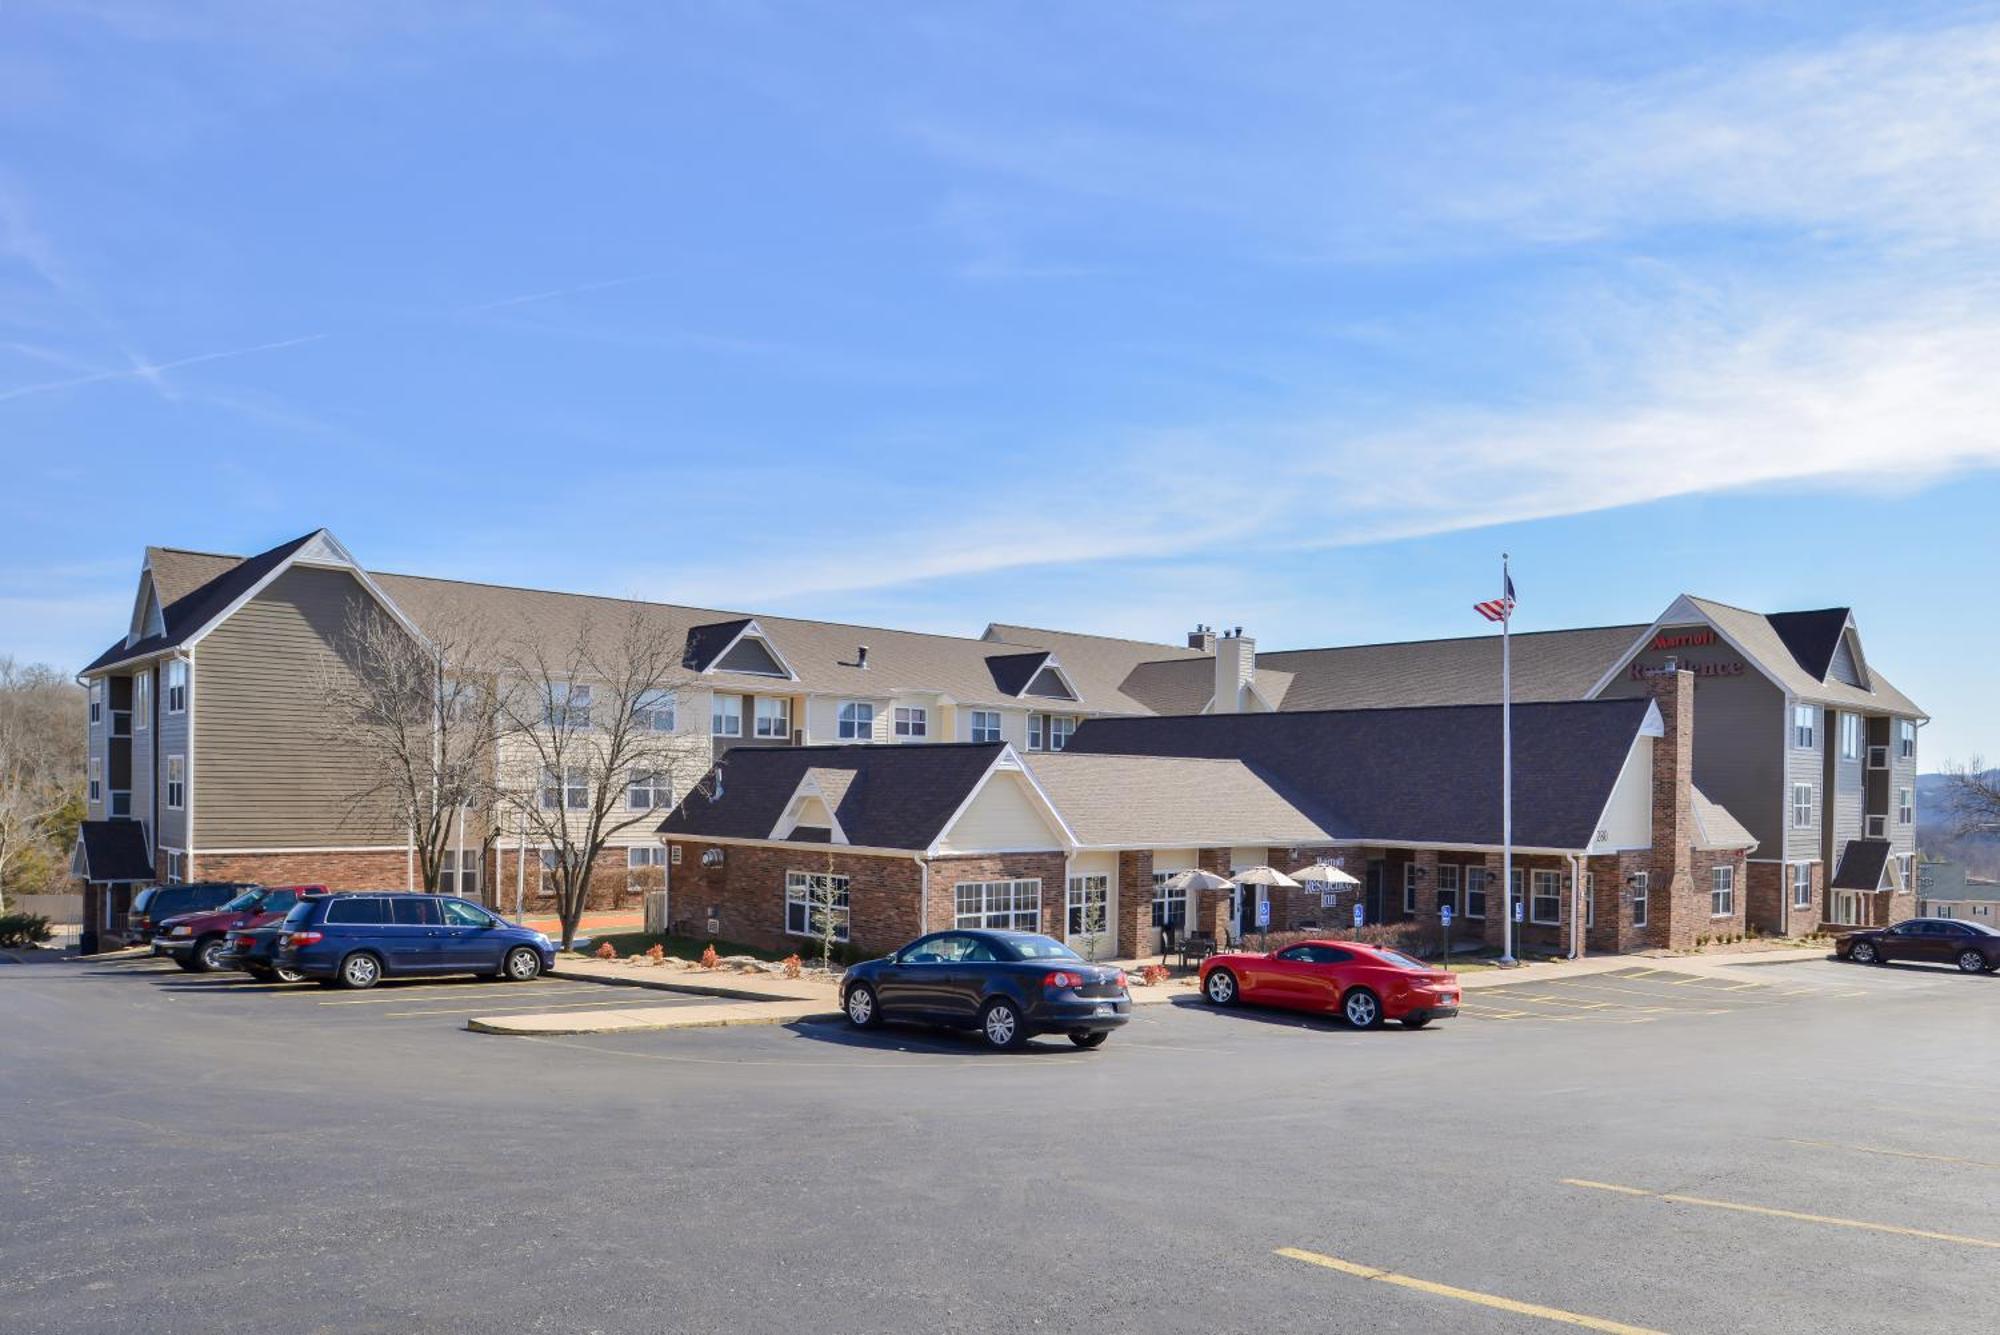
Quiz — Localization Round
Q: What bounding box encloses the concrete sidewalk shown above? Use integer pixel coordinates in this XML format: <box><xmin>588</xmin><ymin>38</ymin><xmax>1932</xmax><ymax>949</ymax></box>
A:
<box><xmin>468</xmin><ymin>997</ymin><xmax>839</xmax><ymax>1036</ymax></box>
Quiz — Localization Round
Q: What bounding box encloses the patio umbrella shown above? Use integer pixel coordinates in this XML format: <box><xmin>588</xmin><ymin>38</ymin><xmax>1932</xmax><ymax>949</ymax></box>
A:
<box><xmin>1159</xmin><ymin>869</ymin><xmax>1234</xmax><ymax>894</ymax></box>
<box><xmin>1292</xmin><ymin>861</ymin><xmax>1359</xmax><ymax>887</ymax></box>
<box><xmin>1229</xmin><ymin>865</ymin><xmax>1302</xmax><ymax>889</ymax></box>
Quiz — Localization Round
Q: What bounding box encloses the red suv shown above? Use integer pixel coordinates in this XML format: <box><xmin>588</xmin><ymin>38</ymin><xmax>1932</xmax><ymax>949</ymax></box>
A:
<box><xmin>156</xmin><ymin>885</ymin><xmax>327</xmax><ymax>973</ymax></box>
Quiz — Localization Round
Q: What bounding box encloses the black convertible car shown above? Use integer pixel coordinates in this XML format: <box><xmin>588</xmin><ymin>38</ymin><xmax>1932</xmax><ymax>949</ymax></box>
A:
<box><xmin>841</xmin><ymin>930</ymin><xmax>1130</xmax><ymax>1050</ymax></box>
<box><xmin>1836</xmin><ymin>918</ymin><xmax>2000</xmax><ymax>973</ymax></box>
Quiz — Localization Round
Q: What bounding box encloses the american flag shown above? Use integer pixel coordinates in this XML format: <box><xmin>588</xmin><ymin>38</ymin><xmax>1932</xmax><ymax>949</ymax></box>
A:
<box><xmin>1474</xmin><ymin>571</ymin><xmax>1516</xmax><ymax>623</ymax></box>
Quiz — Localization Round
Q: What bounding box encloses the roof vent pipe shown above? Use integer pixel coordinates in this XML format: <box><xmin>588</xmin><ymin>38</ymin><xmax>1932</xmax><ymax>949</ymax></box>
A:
<box><xmin>857</xmin><ymin>645</ymin><xmax>869</xmax><ymax>669</ymax></box>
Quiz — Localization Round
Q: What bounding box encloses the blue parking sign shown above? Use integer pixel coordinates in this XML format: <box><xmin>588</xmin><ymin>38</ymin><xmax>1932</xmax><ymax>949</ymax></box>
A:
<box><xmin>1513</xmin><ymin>899</ymin><xmax>1524</xmax><ymax>923</ymax></box>
<box><xmin>1352</xmin><ymin>903</ymin><xmax>1365</xmax><ymax>927</ymax></box>
<box><xmin>1255</xmin><ymin>898</ymin><xmax>1271</xmax><ymax>928</ymax></box>
<box><xmin>1440</xmin><ymin>904</ymin><xmax>1453</xmax><ymax>927</ymax></box>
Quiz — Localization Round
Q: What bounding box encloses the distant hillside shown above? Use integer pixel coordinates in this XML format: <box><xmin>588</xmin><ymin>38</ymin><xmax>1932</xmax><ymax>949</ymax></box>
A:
<box><xmin>1917</xmin><ymin>771</ymin><xmax>2000</xmax><ymax>879</ymax></box>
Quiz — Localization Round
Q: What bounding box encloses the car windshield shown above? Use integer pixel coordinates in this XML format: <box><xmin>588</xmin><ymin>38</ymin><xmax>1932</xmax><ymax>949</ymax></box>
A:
<box><xmin>222</xmin><ymin>890</ymin><xmax>264</xmax><ymax>911</ymax></box>
<box><xmin>1376</xmin><ymin>949</ymin><xmax>1431</xmax><ymax>972</ymax></box>
<box><xmin>1004</xmin><ymin>935</ymin><xmax>1080</xmax><ymax>961</ymax></box>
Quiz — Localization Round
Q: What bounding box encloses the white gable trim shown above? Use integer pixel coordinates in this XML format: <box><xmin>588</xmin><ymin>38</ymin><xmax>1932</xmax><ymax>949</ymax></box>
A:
<box><xmin>1582</xmin><ymin>703</ymin><xmax>1664</xmax><ymax>855</ymax></box>
<box><xmin>926</xmin><ymin>744</ymin><xmax>1081</xmax><ymax>856</ymax></box>
<box><xmin>769</xmin><ymin>771</ymin><xmax>851</xmax><ymax>845</ymax></box>
<box><xmin>703</xmin><ymin>618</ymin><xmax>799</xmax><ymax>682</ymax></box>
<box><xmin>127</xmin><ymin>563</ymin><xmax>165</xmax><ymax>646</ymax></box>
<box><xmin>183</xmin><ymin>529</ymin><xmax>432</xmax><ymax>654</ymax></box>
<box><xmin>1584</xmin><ymin>595</ymin><xmax>1790</xmax><ymax>700</ymax></box>
<box><xmin>1016</xmin><ymin>654</ymin><xmax>1081</xmax><ymax>702</ymax></box>
<box><xmin>1836</xmin><ymin>619</ymin><xmax>1874</xmax><ymax>691</ymax></box>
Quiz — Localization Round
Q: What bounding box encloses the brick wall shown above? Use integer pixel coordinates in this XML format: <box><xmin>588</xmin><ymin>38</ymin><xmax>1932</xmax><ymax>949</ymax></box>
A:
<box><xmin>928</xmin><ymin>852</ymin><xmax>1069</xmax><ymax>943</ymax></box>
<box><xmin>1115</xmin><ymin>849</ymin><xmax>1155</xmax><ymax>957</ymax></box>
<box><xmin>191</xmin><ymin>849</ymin><xmax>409</xmax><ymax>891</ymax></box>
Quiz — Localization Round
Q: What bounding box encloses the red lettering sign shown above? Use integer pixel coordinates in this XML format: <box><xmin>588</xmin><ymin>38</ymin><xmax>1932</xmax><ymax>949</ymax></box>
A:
<box><xmin>1651</xmin><ymin>628</ymin><xmax>1717</xmax><ymax>651</ymax></box>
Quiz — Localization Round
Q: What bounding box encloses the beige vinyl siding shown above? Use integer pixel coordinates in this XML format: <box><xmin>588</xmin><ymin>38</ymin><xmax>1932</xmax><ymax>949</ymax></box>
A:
<box><xmin>934</xmin><ymin>772</ymin><xmax>1063</xmax><ymax>854</ymax></box>
<box><xmin>130</xmin><ymin>665</ymin><xmax>155</xmax><ymax>848</ymax></box>
<box><xmin>86</xmin><ymin>676</ymin><xmax>107</xmax><ymax>820</ymax></box>
<box><xmin>193</xmin><ymin>566</ymin><xmax>404</xmax><ymax>848</ymax></box>
<box><xmin>1826</xmin><ymin>710</ymin><xmax>1864</xmax><ymax>861</ymax></box>
<box><xmin>1888</xmin><ymin>723</ymin><xmax>1918</xmax><ymax>858</ymax></box>
<box><xmin>156</xmin><ymin>659</ymin><xmax>191</xmax><ymax>849</ymax></box>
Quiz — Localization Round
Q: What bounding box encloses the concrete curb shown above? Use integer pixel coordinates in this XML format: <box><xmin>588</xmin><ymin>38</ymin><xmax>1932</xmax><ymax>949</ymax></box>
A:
<box><xmin>467</xmin><ymin>1003</ymin><xmax>842</xmax><ymax>1037</ymax></box>
<box><xmin>545</xmin><ymin>966</ymin><xmax>826</xmax><ymax>1004</ymax></box>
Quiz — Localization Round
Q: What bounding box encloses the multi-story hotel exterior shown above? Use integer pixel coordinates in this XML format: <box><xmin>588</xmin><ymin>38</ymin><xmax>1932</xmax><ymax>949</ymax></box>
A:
<box><xmin>71</xmin><ymin>527</ymin><xmax>1925</xmax><ymax>950</ymax></box>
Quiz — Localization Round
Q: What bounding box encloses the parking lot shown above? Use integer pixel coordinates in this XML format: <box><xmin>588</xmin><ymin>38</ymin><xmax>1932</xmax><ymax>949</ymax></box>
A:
<box><xmin>2</xmin><ymin>951</ymin><xmax>1994</xmax><ymax>1334</ymax></box>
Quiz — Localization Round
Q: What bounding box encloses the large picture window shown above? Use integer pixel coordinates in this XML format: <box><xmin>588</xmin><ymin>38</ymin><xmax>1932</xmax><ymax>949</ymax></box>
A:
<box><xmin>1530</xmin><ymin>870</ymin><xmax>1562</xmax><ymax>924</ymax></box>
<box><xmin>954</xmin><ymin>878</ymin><xmax>1041</xmax><ymax>932</ymax></box>
<box><xmin>785</xmin><ymin>870</ymin><xmax>849</xmax><ymax>940</ymax></box>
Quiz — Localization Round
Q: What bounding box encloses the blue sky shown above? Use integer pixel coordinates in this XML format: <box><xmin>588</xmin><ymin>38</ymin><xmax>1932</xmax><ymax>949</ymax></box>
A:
<box><xmin>4</xmin><ymin>2</ymin><xmax>1999</xmax><ymax>760</ymax></box>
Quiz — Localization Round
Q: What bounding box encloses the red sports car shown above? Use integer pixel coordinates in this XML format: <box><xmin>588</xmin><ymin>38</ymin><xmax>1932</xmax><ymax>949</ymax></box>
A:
<box><xmin>1199</xmin><ymin>940</ymin><xmax>1460</xmax><ymax>1029</ymax></box>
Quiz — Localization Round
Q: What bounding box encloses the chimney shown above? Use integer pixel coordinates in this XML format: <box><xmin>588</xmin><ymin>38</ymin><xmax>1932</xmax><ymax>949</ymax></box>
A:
<box><xmin>1645</xmin><ymin>668</ymin><xmax>1694</xmax><ymax>944</ymax></box>
<box><xmin>1187</xmin><ymin>624</ymin><xmax>1216</xmax><ymax>653</ymax></box>
<box><xmin>856</xmin><ymin>645</ymin><xmax>868</xmax><ymax>669</ymax></box>
<box><xmin>1213</xmin><ymin>629</ymin><xmax>1256</xmax><ymax>714</ymax></box>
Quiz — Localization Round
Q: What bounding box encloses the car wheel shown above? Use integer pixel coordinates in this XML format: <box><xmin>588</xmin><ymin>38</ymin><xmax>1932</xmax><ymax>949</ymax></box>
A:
<box><xmin>244</xmin><ymin>965</ymin><xmax>275</xmax><ymax>982</ymax></box>
<box><xmin>192</xmin><ymin>936</ymin><xmax>228</xmax><ymax>973</ymax></box>
<box><xmin>1068</xmin><ymin>1030</ymin><xmax>1109</xmax><ymax>1049</ymax></box>
<box><xmin>1401</xmin><ymin>1016</ymin><xmax>1431</xmax><ymax>1030</ymax></box>
<box><xmin>844</xmin><ymin>983</ymin><xmax>881</xmax><ymax>1029</ymax></box>
<box><xmin>171</xmin><ymin>955</ymin><xmax>200</xmax><ymax>972</ymax></box>
<box><xmin>1342</xmin><ymin>987</ymin><xmax>1382</xmax><ymax>1029</ymax></box>
<box><xmin>274</xmin><ymin>966</ymin><xmax>306</xmax><ymax>984</ymax></box>
<box><xmin>502</xmin><ymin>947</ymin><xmax>542</xmax><ymax>982</ymax></box>
<box><xmin>1848</xmin><ymin>940</ymin><xmax>1878</xmax><ymax>965</ymax></box>
<box><xmin>1957</xmin><ymin>948</ymin><xmax>1987</xmax><ymax>974</ymax></box>
<box><xmin>979</xmin><ymin>998</ymin><xmax>1027</xmax><ymax>1050</ymax></box>
<box><xmin>1204</xmin><ymin>968</ymin><xmax>1238</xmax><ymax>1006</ymax></box>
<box><xmin>336</xmin><ymin>952</ymin><xmax>382</xmax><ymax>990</ymax></box>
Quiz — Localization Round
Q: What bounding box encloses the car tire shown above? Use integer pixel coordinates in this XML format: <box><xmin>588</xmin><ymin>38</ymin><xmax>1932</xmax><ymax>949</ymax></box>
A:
<box><xmin>1204</xmin><ymin>968</ymin><xmax>1238</xmax><ymax>1006</ymax></box>
<box><xmin>979</xmin><ymin>998</ymin><xmax>1027</xmax><ymax>1050</ymax></box>
<box><xmin>501</xmin><ymin>947</ymin><xmax>542</xmax><ymax>982</ymax></box>
<box><xmin>274</xmin><ymin>966</ymin><xmax>307</xmax><ymax>984</ymax></box>
<box><xmin>1068</xmin><ymin>1030</ymin><xmax>1109</xmax><ymax>1049</ymax></box>
<box><xmin>844</xmin><ymin>983</ymin><xmax>881</xmax><ymax>1029</ymax></box>
<box><xmin>244</xmin><ymin>965</ymin><xmax>275</xmax><ymax>982</ymax></box>
<box><xmin>191</xmin><ymin>936</ymin><xmax>228</xmax><ymax>973</ymax></box>
<box><xmin>171</xmin><ymin>955</ymin><xmax>200</xmax><ymax>972</ymax></box>
<box><xmin>1957</xmin><ymin>948</ymin><xmax>1987</xmax><ymax>974</ymax></box>
<box><xmin>1848</xmin><ymin>941</ymin><xmax>1878</xmax><ymax>965</ymax></box>
<box><xmin>336</xmin><ymin>952</ymin><xmax>383</xmax><ymax>990</ymax></box>
<box><xmin>1342</xmin><ymin>987</ymin><xmax>1383</xmax><ymax>1029</ymax></box>
<box><xmin>1401</xmin><ymin>1016</ymin><xmax>1431</xmax><ymax>1030</ymax></box>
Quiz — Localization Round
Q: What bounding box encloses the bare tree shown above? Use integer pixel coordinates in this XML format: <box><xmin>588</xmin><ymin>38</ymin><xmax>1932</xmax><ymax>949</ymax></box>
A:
<box><xmin>492</xmin><ymin>606</ymin><xmax>705</xmax><ymax>950</ymax></box>
<box><xmin>806</xmin><ymin>852</ymin><xmax>849</xmax><ymax>974</ymax></box>
<box><xmin>311</xmin><ymin>602</ymin><xmax>504</xmax><ymax>895</ymax></box>
<box><xmin>1942</xmin><ymin>760</ymin><xmax>2000</xmax><ymax>837</ymax></box>
<box><xmin>0</xmin><ymin>659</ymin><xmax>85</xmax><ymax>910</ymax></box>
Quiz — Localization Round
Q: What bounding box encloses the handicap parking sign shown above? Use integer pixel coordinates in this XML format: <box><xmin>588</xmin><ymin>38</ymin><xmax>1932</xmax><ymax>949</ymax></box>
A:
<box><xmin>1513</xmin><ymin>899</ymin><xmax>1524</xmax><ymax>923</ymax></box>
<box><xmin>1440</xmin><ymin>904</ymin><xmax>1453</xmax><ymax>927</ymax></box>
<box><xmin>1352</xmin><ymin>903</ymin><xmax>1365</xmax><ymax>927</ymax></box>
<box><xmin>1256</xmin><ymin>898</ymin><xmax>1271</xmax><ymax>928</ymax></box>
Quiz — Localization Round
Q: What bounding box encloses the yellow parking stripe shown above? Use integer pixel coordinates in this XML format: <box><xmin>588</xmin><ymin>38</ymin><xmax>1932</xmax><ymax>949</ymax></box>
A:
<box><xmin>1561</xmin><ymin>1180</ymin><xmax>2000</xmax><ymax>1250</ymax></box>
<box><xmin>1782</xmin><ymin>1139</ymin><xmax>2000</xmax><ymax>1171</ymax></box>
<box><xmin>1275</xmin><ymin>1248</ymin><xmax>1665</xmax><ymax>1334</ymax></box>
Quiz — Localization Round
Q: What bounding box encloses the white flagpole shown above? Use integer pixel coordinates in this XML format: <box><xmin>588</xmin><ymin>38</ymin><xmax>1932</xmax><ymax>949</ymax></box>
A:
<box><xmin>1499</xmin><ymin>553</ymin><xmax>1516</xmax><ymax>967</ymax></box>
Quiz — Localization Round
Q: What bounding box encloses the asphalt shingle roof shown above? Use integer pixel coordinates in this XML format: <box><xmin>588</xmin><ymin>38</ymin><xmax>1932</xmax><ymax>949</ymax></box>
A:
<box><xmin>658</xmin><ymin>743</ymin><xmax>1007</xmax><ymax>851</ymax></box>
<box><xmin>1831</xmin><ymin>839</ymin><xmax>1894</xmax><ymax>891</ymax></box>
<box><xmin>74</xmin><ymin>820</ymin><xmax>155</xmax><ymax>883</ymax></box>
<box><xmin>81</xmin><ymin>533</ymin><xmax>319</xmax><ymax>674</ymax></box>
<box><xmin>1023</xmin><ymin>752</ymin><xmax>1332</xmax><ymax>849</ymax></box>
<box><xmin>1062</xmin><ymin>698</ymin><xmax>1657</xmax><ymax>851</ymax></box>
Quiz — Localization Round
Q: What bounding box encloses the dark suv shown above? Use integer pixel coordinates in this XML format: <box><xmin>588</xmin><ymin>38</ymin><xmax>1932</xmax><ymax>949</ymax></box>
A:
<box><xmin>155</xmin><ymin>885</ymin><xmax>327</xmax><ymax>972</ymax></box>
<box><xmin>131</xmin><ymin>883</ymin><xmax>255</xmax><ymax>951</ymax></box>
<box><xmin>276</xmin><ymin>893</ymin><xmax>555</xmax><ymax>989</ymax></box>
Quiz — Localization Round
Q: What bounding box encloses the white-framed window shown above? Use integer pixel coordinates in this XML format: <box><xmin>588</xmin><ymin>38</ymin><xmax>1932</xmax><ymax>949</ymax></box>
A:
<box><xmin>1866</xmin><ymin>744</ymin><xmax>1888</xmax><ymax>771</ymax></box>
<box><xmin>110</xmin><ymin>789</ymin><xmax>131</xmax><ymax>817</ymax></box>
<box><xmin>669</xmin><ymin>844</ymin><xmax>682</xmax><ymax>866</ymax></box>
<box><xmin>1584</xmin><ymin>872</ymin><xmax>1594</xmax><ymax>929</ymax></box>
<box><xmin>1793</xmin><ymin>704</ymin><xmax>1816</xmax><ymax>749</ymax></box>
<box><xmin>89</xmin><ymin>756</ymin><xmax>102</xmax><ymax>803</ymax></box>
<box><xmin>539</xmin><ymin>849</ymin><xmax>560</xmax><ymax>893</ymax></box>
<box><xmin>1897</xmin><ymin>787</ymin><xmax>1913</xmax><ymax>825</ymax></box>
<box><xmin>634</xmin><ymin>690</ymin><xmax>676</xmax><ymax>733</ymax></box>
<box><xmin>785</xmin><ymin>870</ymin><xmax>850</xmax><ymax>940</ymax></box>
<box><xmin>1897</xmin><ymin>719</ymin><xmax>1916</xmax><ymax>759</ymax></box>
<box><xmin>627</xmin><ymin>845</ymin><xmax>666</xmax><ymax>893</ymax></box>
<box><xmin>1791</xmin><ymin>863</ymin><xmax>1812</xmax><ymax>910</ymax></box>
<box><xmin>1027</xmin><ymin>714</ymin><xmax>1044</xmax><ymax>750</ymax></box>
<box><xmin>1839</xmin><ymin>713</ymin><xmax>1860</xmax><ymax>761</ymax></box>
<box><xmin>955</xmin><ymin>878</ymin><xmax>1040</xmax><ymax>931</ymax></box>
<box><xmin>1435</xmin><ymin>863</ymin><xmax>1460</xmax><ymax>916</ymax></box>
<box><xmin>711</xmin><ymin>693</ymin><xmax>743</xmax><ymax>737</ymax></box>
<box><xmin>1791</xmin><ymin>783</ymin><xmax>1815</xmax><ymax>829</ymax></box>
<box><xmin>1895</xmin><ymin>854</ymin><xmax>1913</xmax><ymax>891</ymax></box>
<box><xmin>1465</xmin><ymin>867</ymin><xmax>1487</xmax><ymax>918</ymax></box>
<box><xmin>1049</xmin><ymin>716</ymin><xmax>1076</xmax><ymax>751</ymax></box>
<box><xmin>442</xmin><ymin>849</ymin><xmax>482</xmax><ymax>897</ymax></box>
<box><xmin>166</xmin><ymin>850</ymin><xmax>187</xmax><ymax>884</ymax></box>
<box><xmin>89</xmin><ymin>681</ymin><xmax>102</xmax><ymax>724</ymax></box>
<box><xmin>541</xmin><ymin>767</ymin><xmax>588</xmax><ymax>810</ymax></box>
<box><xmin>1066</xmin><ymin>874</ymin><xmax>1110</xmax><ymax>937</ymax></box>
<box><xmin>627</xmin><ymin>770</ymin><xmax>671</xmax><ymax>811</ymax></box>
<box><xmin>1864</xmin><ymin>814</ymin><xmax>1887</xmax><ymax>839</ymax></box>
<box><xmin>134</xmin><ymin>672</ymin><xmax>149</xmax><ymax>730</ymax></box>
<box><xmin>165</xmin><ymin>755</ymin><xmax>185</xmax><ymax>810</ymax></box>
<box><xmin>1150</xmin><ymin>870</ymin><xmax>1187</xmax><ymax>929</ymax></box>
<box><xmin>1402</xmin><ymin>863</ymin><xmax>1417</xmax><ymax>914</ymax></box>
<box><xmin>970</xmin><ymin>710</ymin><xmax>1002</xmax><ymax>744</ymax></box>
<box><xmin>1530</xmin><ymin>870</ymin><xmax>1562</xmax><ymax>924</ymax></box>
<box><xmin>753</xmin><ymin>696</ymin><xmax>790</xmax><ymax>739</ymax></box>
<box><xmin>838</xmin><ymin>701</ymin><xmax>874</xmax><ymax>741</ymax></box>
<box><xmin>547</xmin><ymin>682</ymin><xmax>591</xmax><ymax>729</ymax></box>
<box><xmin>1631</xmin><ymin>870</ymin><xmax>1649</xmax><ymax>927</ymax></box>
<box><xmin>894</xmin><ymin>705</ymin><xmax>928</xmax><ymax>739</ymax></box>
<box><xmin>166</xmin><ymin>660</ymin><xmax>188</xmax><ymax>714</ymax></box>
<box><xmin>1711</xmin><ymin>864</ymin><xmax>1735</xmax><ymax>917</ymax></box>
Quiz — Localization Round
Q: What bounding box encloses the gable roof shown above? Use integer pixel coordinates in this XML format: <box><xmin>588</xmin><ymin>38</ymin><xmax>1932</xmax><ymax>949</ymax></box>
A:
<box><xmin>1765</xmin><ymin>608</ymin><xmax>1851</xmax><ymax>682</ymax></box>
<box><xmin>982</xmin><ymin>623</ymin><xmax>1214</xmax><ymax>714</ymax></box>
<box><xmin>1691</xmin><ymin>787</ymin><xmax>1757</xmax><ymax>851</ymax></box>
<box><xmin>1024</xmin><ymin>752</ymin><xmax>1331</xmax><ymax>848</ymax></box>
<box><xmin>682</xmin><ymin>618</ymin><xmax>754</xmax><ymax>672</ymax></box>
<box><xmin>985</xmin><ymin>650</ymin><xmax>1052</xmax><ymax>697</ymax></box>
<box><xmin>81</xmin><ymin>532</ymin><xmax>322</xmax><ymax>674</ymax></box>
<box><xmin>658</xmin><ymin>743</ymin><xmax>1010</xmax><ymax>851</ymax></box>
<box><xmin>1062</xmin><ymin>698</ymin><xmax>1658</xmax><ymax>851</ymax></box>
<box><xmin>70</xmin><ymin>820</ymin><xmax>154</xmax><ymax>883</ymax></box>
<box><xmin>1831</xmin><ymin>839</ymin><xmax>1894</xmax><ymax>891</ymax></box>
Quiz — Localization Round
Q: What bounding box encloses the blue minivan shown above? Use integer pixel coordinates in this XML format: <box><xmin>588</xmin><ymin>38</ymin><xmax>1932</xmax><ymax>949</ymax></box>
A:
<box><xmin>275</xmin><ymin>892</ymin><xmax>556</xmax><ymax>989</ymax></box>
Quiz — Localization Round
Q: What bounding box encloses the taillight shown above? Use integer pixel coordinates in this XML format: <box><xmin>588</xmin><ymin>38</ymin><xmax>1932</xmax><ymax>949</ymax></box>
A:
<box><xmin>287</xmin><ymin>930</ymin><xmax>323</xmax><ymax>946</ymax></box>
<box><xmin>1113</xmin><ymin>970</ymin><xmax>1127</xmax><ymax>989</ymax></box>
<box><xmin>1044</xmin><ymin>970</ymin><xmax>1080</xmax><ymax>990</ymax></box>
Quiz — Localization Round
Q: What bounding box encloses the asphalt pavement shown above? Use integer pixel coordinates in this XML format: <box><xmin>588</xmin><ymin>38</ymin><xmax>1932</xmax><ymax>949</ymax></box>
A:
<box><xmin>2</xmin><ymin>951</ymin><xmax>1995</xmax><ymax>1333</ymax></box>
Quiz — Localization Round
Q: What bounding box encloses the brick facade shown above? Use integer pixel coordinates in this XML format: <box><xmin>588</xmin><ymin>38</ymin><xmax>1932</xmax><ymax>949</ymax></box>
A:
<box><xmin>190</xmin><ymin>849</ymin><xmax>410</xmax><ymax>891</ymax></box>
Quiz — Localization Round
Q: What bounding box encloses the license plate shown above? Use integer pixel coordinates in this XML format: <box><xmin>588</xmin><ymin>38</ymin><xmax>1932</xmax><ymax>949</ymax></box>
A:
<box><xmin>1094</xmin><ymin>1004</ymin><xmax>1115</xmax><ymax>1016</ymax></box>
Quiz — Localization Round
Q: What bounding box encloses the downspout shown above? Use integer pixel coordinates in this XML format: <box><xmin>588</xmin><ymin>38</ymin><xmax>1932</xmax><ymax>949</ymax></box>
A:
<box><xmin>916</xmin><ymin>854</ymin><xmax>929</xmax><ymax>936</ymax></box>
<box><xmin>1568</xmin><ymin>852</ymin><xmax>1584</xmax><ymax>960</ymax></box>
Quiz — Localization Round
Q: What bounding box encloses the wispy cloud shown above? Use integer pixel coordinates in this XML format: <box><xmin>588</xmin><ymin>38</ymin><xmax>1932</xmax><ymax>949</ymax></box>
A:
<box><xmin>0</xmin><ymin>332</ymin><xmax>325</xmax><ymax>402</ymax></box>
